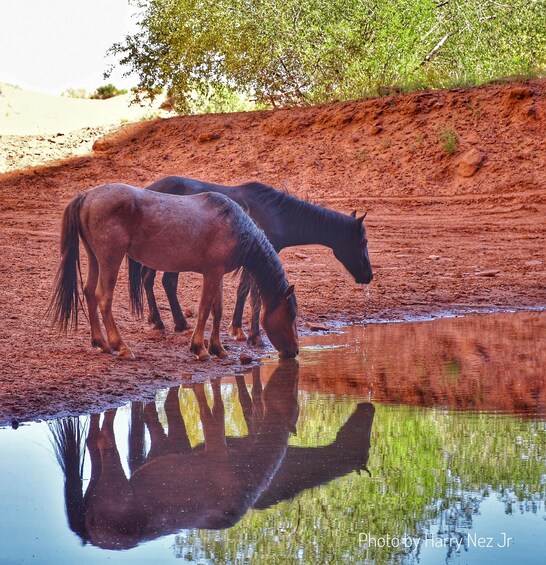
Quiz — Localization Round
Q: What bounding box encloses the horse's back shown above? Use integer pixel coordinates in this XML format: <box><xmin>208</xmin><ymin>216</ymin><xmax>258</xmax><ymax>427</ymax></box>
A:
<box><xmin>146</xmin><ymin>176</ymin><xmax>236</xmax><ymax>198</ymax></box>
<box><xmin>80</xmin><ymin>183</ymin><xmax>244</xmax><ymax>273</ymax></box>
<box><xmin>146</xmin><ymin>176</ymin><xmax>285</xmax><ymax>244</ymax></box>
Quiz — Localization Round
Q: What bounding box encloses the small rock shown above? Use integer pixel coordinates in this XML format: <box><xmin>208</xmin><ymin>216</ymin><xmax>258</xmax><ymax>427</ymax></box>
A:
<box><xmin>428</xmin><ymin>255</ymin><xmax>441</xmax><ymax>260</ymax></box>
<box><xmin>183</xmin><ymin>308</ymin><xmax>195</xmax><ymax>318</ymax></box>
<box><xmin>305</xmin><ymin>321</ymin><xmax>330</xmax><ymax>332</ymax></box>
<box><xmin>239</xmin><ymin>353</ymin><xmax>253</xmax><ymax>365</ymax></box>
<box><xmin>525</xmin><ymin>260</ymin><xmax>542</xmax><ymax>267</ymax></box>
<box><xmin>197</xmin><ymin>132</ymin><xmax>221</xmax><ymax>142</ymax></box>
<box><xmin>475</xmin><ymin>269</ymin><xmax>500</xmax><ymax>277</ymax></box>
<box><xmin>92</xmin><ymin>139</ymin><xmax>112</xmax><ymax>152</ymax></box>
<box><xmin>457</xmin><ymin>148</ymin><xmax>486</xmax><ymax>177</ymax></box>
<box><xmin>369</xmin><ymin>124</ymin><xmax>382</xmax><ymax>135</ymax></box>
<box><xmin>294</xmin><ymin>252</ymin><xmax>309</xmax><ymax>260</ymax></box>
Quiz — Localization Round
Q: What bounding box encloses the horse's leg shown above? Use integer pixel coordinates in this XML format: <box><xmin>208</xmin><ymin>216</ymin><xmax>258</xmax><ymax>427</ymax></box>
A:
<box><xmin>143</xmin><ymin>399</ymin><xmax>168</xmax><ymax>460</ymax></box>
<box><xmin>247</xmin><ymin>281</ymin><xmax>265</xmax><ymax>347</ymax></box>
<box><xmin>142</xmin><ymin>267</ymin><xmax>164</xmax><ymax>331</ymax></box>
<box><xmin>82</xmin><ymin>241</ymin><xmax>110</xmax><ymax>353</ymax></box>
<box><xmin>96</xmin><ymin>251</ymin><xmax>134</xmax><ymax>359</ymax></box>
<box><xmin>86</xmin><ymin>409</ymin><xmax>135</xmax><ymax>540</ymax></box>
<box><xmin>228</xmin><ymin>269</ymin><xmax>251</xmax><ymax>341</ymax></box>
<box><xmin>163</xmin><ymin>386</ymin><xmax>191</xmax><ymax>452</ymax></box>
<box><xmin>162</xmin><ymin>272</ymin><xmax>190</xmax><ymax>332</ymax></box>
<box><xmin>190</xmin><ymin>269</ymin><xmax>222</xmax><ymax>361</ymax></box>
<box><xmin>208</xmin><ymin>278</ymin><xmax>228</xmax><ymax>359</ymax></box>
<box><xmin>128</xmin><ymin>402</ymin><xmax>146</xmax><ymax>474</ymax></box>
<box><xmin>193</xmin><ymin>381</ymin><xmax>228</xmax><ymax>458</ymax></box>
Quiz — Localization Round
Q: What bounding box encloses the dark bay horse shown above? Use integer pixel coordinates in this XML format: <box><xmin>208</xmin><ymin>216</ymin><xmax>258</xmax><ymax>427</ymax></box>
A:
<box><xmin>141</xmin><ymin>176</ymin><xmax>373</xmax><ymax>344</ymax></box>
<box><xmin>49</xmin><ymin>184</ymin><xmax>298</xmax><ymax>360</ymax></box>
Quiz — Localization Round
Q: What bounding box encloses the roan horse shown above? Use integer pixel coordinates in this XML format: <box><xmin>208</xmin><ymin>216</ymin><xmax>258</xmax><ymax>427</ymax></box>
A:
<box><xmin>138</xmin><ymin>176</ymin><xmax>373</xmax><ymax>344</ymax></box>
<box><xmin>50</xmin><ymin>360</ymin><xmax>300</xmax><ymax>549</ymax></box>
<box><xmin>49</xmin><ymin>183</ymin><xmax>299</xmax><ymax>360</ymax></box>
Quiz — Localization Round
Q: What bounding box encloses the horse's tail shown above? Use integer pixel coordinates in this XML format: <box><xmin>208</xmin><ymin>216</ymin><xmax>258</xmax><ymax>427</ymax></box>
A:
<box><xmin>48</xmin><ymin>193</ymin><xmax>86</xmax><ymax>332</ymax></box>
<box><xmin>127</xmin><ymin>256</ymin><xmax>144</xmax><ymax>318</ymax></box>
<box><xmin>48</xmin><ymin>417</ymin><xmax>88</xmax><ymax>542</ymax></box>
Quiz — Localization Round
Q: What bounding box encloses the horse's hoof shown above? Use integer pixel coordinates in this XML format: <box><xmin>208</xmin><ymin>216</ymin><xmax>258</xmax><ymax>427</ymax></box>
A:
<box><xmin>248</xmin><ymin>335</ymin><xmax>265</xmax><ymax>347</ymax></box>
<box><xmin>151</xmin><ymin>320</ymin><xmax>165</xmax><ymax>331</ymax></box>
<box><xmin>197</xmin><ymin>350</ymin><xmax>210</xmax><ymax>361</ymax></box>
<box><xmin>175</xmin><ymin>323</ymin><xmax>192</xmax><ymax>333</ymax></box>
<box><xmin>229</xmin><ymin>324</ymin><xmax>247</xmax><ymax>341</ymax></box>
<box><xmin>92</xmin><ymin>339</ymin><xmax>111</xmax><ymax>354</ymax></box>
<box><xmin>210</xmin><ymin>346</ymin><xmax>229</xmax><ymax>359</ymax></box>
<box><xmin>118</xmin><ymin>348</ymin><xmax>136</xmax><ymax>360</ymax></box>
<box><xmin>190</xmin><ymin>342</ymin><xmax>210</xmax><ymax>361</ymax></box>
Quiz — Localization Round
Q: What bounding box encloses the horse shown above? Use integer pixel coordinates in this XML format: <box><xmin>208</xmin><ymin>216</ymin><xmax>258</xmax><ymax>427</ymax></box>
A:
<box><xmin>50</xmin><ymin>360</ymin><xmax>300</xmax><ymax>549</ymax></box>
<box><xmin>50</xmin><ymin>361</ymin><xmax>374</xmax><ymax>549</ymax></box>
<box><xmin>48</xmin><ymin>183</ymin><xmax>299</xmax><ymax>360</ymax></box>
<box><xmin>138</xmin><ymin>176</ymin><xmax>373</xmax><ymax>345</ymax></box>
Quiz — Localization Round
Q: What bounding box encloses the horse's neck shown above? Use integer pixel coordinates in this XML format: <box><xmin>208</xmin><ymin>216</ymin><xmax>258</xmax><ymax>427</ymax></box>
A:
<box><xmin>243</xmin><ymin>245</ymin><xmax>284</xmax><ymax>309</ymax></box>
<box><xmin>277</xmin><ymin>199</ymin><xmax>348</xmax><ymax>250</ymax></box>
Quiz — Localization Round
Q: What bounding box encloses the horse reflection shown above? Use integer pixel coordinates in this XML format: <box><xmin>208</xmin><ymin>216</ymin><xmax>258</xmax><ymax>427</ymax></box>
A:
<box><xmin>51</xmin><ymin>362</ymin><xmax>374</xmax><ymax>550</ymax></box>
<box><xmin>254</xmin><ymin>400</ymin><xmax>374</xmax><ymax>509</ymax></box>
<box><xmin>52</xmin><ymin>361</ymin><xmax>298</xmax><ymax>549</ymax></box>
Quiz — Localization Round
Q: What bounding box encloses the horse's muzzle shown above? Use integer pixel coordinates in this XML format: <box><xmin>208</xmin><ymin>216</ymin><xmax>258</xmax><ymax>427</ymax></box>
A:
<box><xmin>356</xmin><ymin>272</ymin><xmax>373</xmax><ymax>284</ymax></box>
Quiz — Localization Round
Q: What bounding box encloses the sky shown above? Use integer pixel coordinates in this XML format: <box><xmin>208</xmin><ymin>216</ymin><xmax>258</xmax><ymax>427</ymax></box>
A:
<box><xmin>0</xmin><ymin>0</ymin><xmax>141</xmax><ymax>95</ymax></box>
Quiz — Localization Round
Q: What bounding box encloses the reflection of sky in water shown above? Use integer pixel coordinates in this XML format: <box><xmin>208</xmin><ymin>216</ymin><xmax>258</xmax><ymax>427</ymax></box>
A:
<box><xmin>0</xmin><ymin>312</ymin><xmax>544</xmax><ymax>564</ymax></box>
<box><xmin>416</xmin><ymin>494</ymin><xmax>545</xmax><ymax>565</ymax></box>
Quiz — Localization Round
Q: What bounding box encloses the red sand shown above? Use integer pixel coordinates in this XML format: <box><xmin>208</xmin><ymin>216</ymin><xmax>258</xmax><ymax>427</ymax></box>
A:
<box><xmin>0</xmin><ymin>79</ymin><xmax>544</xmax><ymax>424</ymax></box>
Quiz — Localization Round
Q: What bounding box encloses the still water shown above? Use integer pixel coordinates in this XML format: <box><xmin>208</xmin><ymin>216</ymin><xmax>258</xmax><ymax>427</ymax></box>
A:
<box><xmin>0</xmin><ymin>311</ymin><xmax>544</xmax><ymax>564</ymax></box>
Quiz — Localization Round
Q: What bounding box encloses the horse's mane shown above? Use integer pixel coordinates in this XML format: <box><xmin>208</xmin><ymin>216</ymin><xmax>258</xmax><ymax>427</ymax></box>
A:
<box><xmin>203</xmin><ymin>192</ymin><xmax>294</xmax><ymax>311</ymax></box>
<box><xmin>239</xmin><ymin>182</ymin><xmax>356</xmax><ymax>243</ymax></box>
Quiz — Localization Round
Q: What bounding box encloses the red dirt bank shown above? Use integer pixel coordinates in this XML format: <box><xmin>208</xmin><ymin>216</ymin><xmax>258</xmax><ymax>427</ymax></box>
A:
<box><xmin>0</xmin><ymin>79</ymin><xmax>544</xmax><ymax>424</ymax></box>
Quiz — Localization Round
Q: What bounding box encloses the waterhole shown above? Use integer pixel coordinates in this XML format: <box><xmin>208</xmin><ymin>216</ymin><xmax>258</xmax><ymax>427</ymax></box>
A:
<box><xmin>1</xmin><ymin>311</ymin><xmax>544</xmax><ymax>564</ymax></box>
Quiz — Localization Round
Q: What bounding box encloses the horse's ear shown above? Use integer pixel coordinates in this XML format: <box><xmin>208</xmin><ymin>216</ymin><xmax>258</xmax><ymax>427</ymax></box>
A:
<box><xmin>356</xmin><ymin>212</ymin><xmax>367</xmax><ymax>224</ymax></box>
<box><xmin>285</xmin><ymin>284</ymin><xmax>295</xmax><ymax>298</ymax></box>
<box><xmin>350</xmin><ymin>210</ymin><xmax>357</xmax><ymax>218</ymax></box>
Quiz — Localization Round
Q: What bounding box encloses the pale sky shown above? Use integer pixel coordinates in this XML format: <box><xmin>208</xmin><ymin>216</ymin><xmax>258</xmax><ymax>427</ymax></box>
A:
<box><xmin>0</xmin><ymin>0</ymin><xmax>141</xmax><ymax>95</ymax></box>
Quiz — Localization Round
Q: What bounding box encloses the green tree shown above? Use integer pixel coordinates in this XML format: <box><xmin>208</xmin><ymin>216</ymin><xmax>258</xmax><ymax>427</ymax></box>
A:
<box><xmin>90</xmin><ymin>83</ymin><xmax>128</xmax><ymax>99</ymax></box>
<box><xmin>108</xmin><ymin>0</ymin><xmax>546</xmax><ymax>112</ymax></box>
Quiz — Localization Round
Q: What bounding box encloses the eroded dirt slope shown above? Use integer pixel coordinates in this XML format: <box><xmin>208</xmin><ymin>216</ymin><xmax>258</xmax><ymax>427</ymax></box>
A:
<box><xmin>0</xmin><ymin>79</ymin><xmax>544</xmax><ymax>424</ymax></box>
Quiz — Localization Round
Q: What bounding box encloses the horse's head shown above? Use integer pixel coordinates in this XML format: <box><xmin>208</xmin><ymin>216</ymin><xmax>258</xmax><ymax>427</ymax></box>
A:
<box><xmin>261</xmin><ymin>285</ymin><xmax>299</xmax><ymax>358</ymax></box>
<box><xmin>333</xmin><ymin>212</ymin><xmax>373</xmax><ymax>284</ymax></box>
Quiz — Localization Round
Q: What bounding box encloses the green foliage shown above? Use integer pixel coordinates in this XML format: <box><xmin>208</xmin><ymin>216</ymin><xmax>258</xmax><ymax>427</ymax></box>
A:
<box><xmin>90</xmin><ymin>83</ymin><xmax>128</xmax><ymax>100</ymax></box>
<box><xmin>439</xmin><ymin>127</ymin><xmax>458</xmax><ymax>155</ymax></box>
<box><xmin>108</xmin><ymin>0</ymin><xmax>546</xmax><ymax>112</ymax></box>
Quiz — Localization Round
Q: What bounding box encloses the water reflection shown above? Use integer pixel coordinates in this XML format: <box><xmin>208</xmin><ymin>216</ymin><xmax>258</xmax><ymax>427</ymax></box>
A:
<box><xmin>1</xmin><ymin>312</ymin><xmax>544</xmax><ymax>564</ymax></box>
<box><xmin>50</xmin><ymin>360</ymin><xmax>374</xmax><ymax>550</ymax></box>
<box><xmin>297</xmin><ymin>310</ymin><xmax>545</xmax><ymax>416</ymax></box>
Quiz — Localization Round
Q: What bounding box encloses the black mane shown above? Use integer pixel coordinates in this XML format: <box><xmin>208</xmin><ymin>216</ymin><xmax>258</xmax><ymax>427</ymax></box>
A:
<box><xmin>204</xmin><ymin>191</ymin><xmax>293</xmax><ymax>312</ymax></box>
<box><xmin>239</xmin><ymin>181</ymin><xmax>357</xmax><ymax>247</ymax></box>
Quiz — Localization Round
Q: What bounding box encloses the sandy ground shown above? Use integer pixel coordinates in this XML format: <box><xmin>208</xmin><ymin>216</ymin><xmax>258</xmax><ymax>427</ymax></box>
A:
<box><xmin>0</xmin><ymin>83</ymin><xmax>175</xmax><ymax>172</ymax></box>
<box><xmin>0</xmin><ymin>79</ymin><xmax>544</xmax><ymax>425</ymax></box>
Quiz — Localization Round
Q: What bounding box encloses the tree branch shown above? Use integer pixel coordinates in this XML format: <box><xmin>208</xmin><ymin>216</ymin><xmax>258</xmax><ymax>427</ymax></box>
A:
<box><xmin>418</xmin><ymin>33</ymin><xmax>451</xmax><ymax>67</ymax></box>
